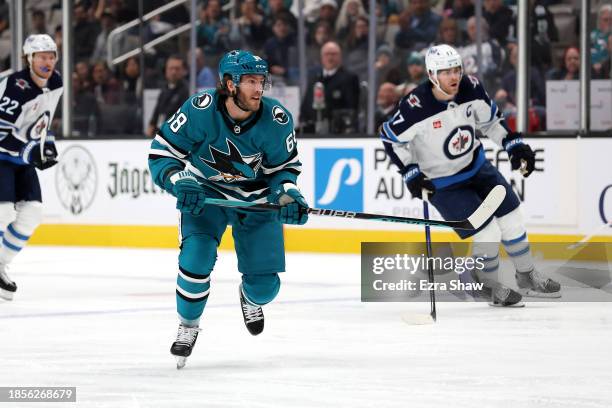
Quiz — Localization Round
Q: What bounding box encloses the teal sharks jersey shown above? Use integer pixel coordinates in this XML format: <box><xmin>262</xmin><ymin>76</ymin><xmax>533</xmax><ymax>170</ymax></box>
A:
<box><xmin>148</xmin><ymin>89</ymin><xmax>301</xmax><ymax>203</ymax></box>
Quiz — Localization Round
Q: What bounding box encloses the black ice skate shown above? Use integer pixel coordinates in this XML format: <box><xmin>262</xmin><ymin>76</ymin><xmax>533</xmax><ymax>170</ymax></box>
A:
<box><xmin>516</xmin><ymin>269</ymin><xmax>561</xmax><ymax>298</ymax></box>
<box><xmin>0</xmin><ymin>265</ymin><xmax>17</xmax><ymax>301</ymax></box>
<box><xmin>479</xmin><ymin>278</ymin><xmax>524</xmax><ymax>307</ymax></box>
<box><xmin>239</xmin><ymin>285</ymin><xmax>264</xmax><ymax>336</ymax></box>
<box><xmin>170</xmin><ymin>324</ymin><xmax>201</xmax><ymax>369</ymax></box>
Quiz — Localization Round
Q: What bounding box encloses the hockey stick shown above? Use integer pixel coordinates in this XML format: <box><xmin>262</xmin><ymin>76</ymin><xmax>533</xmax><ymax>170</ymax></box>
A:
<box><xmin>422</xmin><ymin>190</ymin><xmax>437</xmax><ymax>322</ymax></box>
<box><xmin>401</xmin><ymin>189</ymin><xmax>437</xmax><ymax>326</ymax></box>
<box><xmin>203</xmin><ymin>185</ymin><xmax>506</xmax><ymax>230</ymax></box>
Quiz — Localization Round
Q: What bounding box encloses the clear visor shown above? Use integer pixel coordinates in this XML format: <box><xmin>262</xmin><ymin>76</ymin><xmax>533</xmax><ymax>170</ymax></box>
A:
<box><xmin>236</xmin><ymin>74</ymin><xmax>272</xmax><ymax>92</ymax></box>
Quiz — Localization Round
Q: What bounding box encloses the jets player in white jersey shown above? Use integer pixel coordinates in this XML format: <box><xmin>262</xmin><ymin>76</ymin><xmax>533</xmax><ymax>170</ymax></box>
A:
<box><xmin>381</xmin><ymin>44</ymin><xmax>561</xmax><ymax>306</ymax></box>
<box><xmin>0</xmin><ymin>34</ymin><xmax>63</xmax><ymax>300</ymax></box>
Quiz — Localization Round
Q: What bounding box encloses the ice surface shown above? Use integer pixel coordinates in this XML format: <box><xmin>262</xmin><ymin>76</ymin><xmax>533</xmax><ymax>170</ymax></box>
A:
<box><xmin>1</xmin><ymin>247</ymin><xmax>611</xmax><ymax>408</ymax></box>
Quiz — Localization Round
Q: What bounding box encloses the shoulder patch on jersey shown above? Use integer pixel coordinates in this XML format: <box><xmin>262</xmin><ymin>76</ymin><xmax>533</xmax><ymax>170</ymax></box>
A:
<box><xmin>467</xmin><ymin>75</ymin><xmax>479</xmax><ymax>88</ymax></box>
<box><xmin>407</xmin><ymin>93</ymin><xmax>422</xmax><ymax>109</ymax></box>
<box><xmin>272</xmin><ymin>105</ymin><xmax>289</xmax><ymax>125</ymax></box>
<box><xmin>191</xmin><ymin>93</ymin><xmax>213</xmax><ymax>110</ymax></box>
<box><xmin>15</xmin><ymin>78</ymin><xmax>31</xmax><ymax>91</ymax></box>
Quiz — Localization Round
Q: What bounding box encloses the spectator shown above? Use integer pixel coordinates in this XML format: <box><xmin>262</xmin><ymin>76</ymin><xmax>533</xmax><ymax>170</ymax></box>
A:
<box><xmin>264</xmin><ymin>15</ymin><xmax>298</xmax><ymax>84</ymax></box>
<box><xmin>395</xmin><ymin>0</ymin><xmax>442</xmax><ymax>51</ymax></box>
<box><xmin>120</xmin><ymin>56</ymin><xmax>142</xmax><ymax>104</ymax></box>
<box><xmin>306</xmin><ymin>21</ymin><xmax>335</xmax><ymax>69</ymax></box>
<box><xmin>378</xmin><ymin>0</ymin><xmax>403</xmax><ymax>21</ymax></box>
<box><xmin>496</xmin><ymin>43</ymin><xmax>546</xmax><ymax>130</ymax></box>
<box><xmin>146</xmin><ymin>55</ymin><xmax>189</xmax><ymax>137</ymax></box>
<box><xmin>74</xmin><ymin>2</ymin><xmax>100</xmax><ymax>61</ymax></box>
<box><xmin>74</xmin><ymin>60</ymin><xmax>93</xmax><ymax>91</ymax></box>
<box><xmin>234</xmin><ymin>0</ymin><xmax>270</xmax><ymax>51</ymax></box>
<box><xmin>458</xmin><ymin>16</ymin><xmax>505</xmax><ymax>90</ymax></box>
<box><xmin>316</xmin><ymin>0</ymin><xmax>340</xmax><ymax>28</ymax></box>
<box><xmin>525</xmin><ymin>0</ymin><xmax>558</xmax><ymax>73</ymax></box>
<box><xmin>299</xmin><ymin>41</ymin><xmax>360</xmax><ymax>133</ymax></box>
<box><xmin>197</xmin><ymin>0</ymin><xmax>233</xmax><ymax>57</ymax></box>
<box><xmin>53</xmin><ymin>24</ymin><xmax>63</xmax><ymax>65</ymax></box>
<box><xmin>70</xmin><ymin>70</ymin><xmax>101</xmax><ymax>137</ymax></box>
<box><xmin>546</xmin><ymin>46</ymin><xmax>579</xmax><ymax>80</ymax></box>
<box><xmin>435</xmin><ymin>17</ymin><xmax>463</xmax><ymax>48</ymax></box>
<box><xmin>374</xmin><ymin>3</ymin><xmax>388</xmax><ymax>43</ymax></box>
<box><xmin>591</xmin><ymin>4</ymin><xmax>611</xmax><ymax>78</ymax></box>
<box><xmin>265</xmin><ymin>0</ymin><xmax>298</xmax><ymax>33</ymax></box>
<box><xmin>375</xmin><ymin>44</ymin><xmax>394</xmax><ymax>89</ymax></box>
<box><xmin>191</xmin><ymin>48</ymin><xmax>217</xmax><ymax>89</ymax></box>
<box><xmin>335</xmin><ymin>0</ymin><xmax>368</xmax><ymax>41</ymax></box>
<box><xmin>395</xmin><ymin>51</ymin><xmax>427</xmax><ymax>96</ymax></box>
<box><xmin>344</xmin><ymin>16</ymin><xmax>370</xmax><ymax>81</ymax></box>
<box><xmin>91</xmin><ymin>61</ymin><xmax>121</xmax><ymax>105</ymax></box>
<box><xmin>375</xmin><ymin>82</ymin><xmax>400</xmax><ymax>129</ymax></box>
<box><xmin>482</xmin><ymin>0</ymin><xmax>513</xmax><ymax>46</ymax></box>
<box><xmin>444</xmin><ymin>0</ymin><xmax>475</xmax><ymax>20</ymax></box>
<box><xmin>90</xmin><ymin>8</ymin><xmax>118</xmax><ymax>63</ymax></box>
<box><xmin>31</xmin><ymin>9</ymin><xmax>49</xmax><ymax>35</ymax></box>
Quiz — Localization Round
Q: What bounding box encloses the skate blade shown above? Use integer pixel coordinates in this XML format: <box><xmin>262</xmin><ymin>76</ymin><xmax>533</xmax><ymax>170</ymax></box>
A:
<box><xmin>175</xmin><ymin>356</ymin><xmax>187</xmax><ymax>369</ymax></box>
<box><xmin>488</xmin><ymin>300</ymin><xmax>525</xmax><ymax>308</ymax></box>
<box><xmin>518</xmin><ymin>289</ymin><xmax>562</xmax><ymax>299</ymax></box>
<box><xmin>0</xmin><ymin>289</ymin><xmax>14</xmax><ymax>301</ymax></box>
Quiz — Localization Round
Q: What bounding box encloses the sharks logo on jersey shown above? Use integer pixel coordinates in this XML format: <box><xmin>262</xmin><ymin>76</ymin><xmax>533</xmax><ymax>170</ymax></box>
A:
<box><xmin>201</xmin><ymin>139</ymin><xmax>262</xmax><ymax>182</ymax></box>
<box><xmin>444</xmin><ymin>126</ymin><xmax>474</xmax><ymax>159</ymax></box>
<box><xmin>191</xmin><ymin>93</ymin><xmax>213</xmax><ymax>110</ymax></box>
<box><xmin>272</xmin><ymin>105</ymin><xmax>289</xmax><ymax>125</ymax></box>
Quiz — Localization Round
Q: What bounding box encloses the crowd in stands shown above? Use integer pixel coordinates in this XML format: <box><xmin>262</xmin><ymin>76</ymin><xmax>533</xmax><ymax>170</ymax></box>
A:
<box><xmin>0</xmin><ymin>0</ymin><xmax>610</xmax><ymax>135</ymax></box>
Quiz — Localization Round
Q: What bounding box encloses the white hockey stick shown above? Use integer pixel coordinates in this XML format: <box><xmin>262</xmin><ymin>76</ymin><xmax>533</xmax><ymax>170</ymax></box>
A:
<box><xmin>204</xmin><ymin>185</ymin><xmax>507</xmax><ymax>230</ymax></box>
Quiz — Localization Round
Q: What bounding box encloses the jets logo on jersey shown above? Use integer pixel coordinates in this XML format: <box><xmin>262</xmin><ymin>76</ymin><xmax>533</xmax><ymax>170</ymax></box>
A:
<box><xmin>191</xmin><ymin>93</ymin><xmax>212</xmax><ymax>110</ymax></box>
<box><xmin>272</xmin><ymin>105</ymin><xmax>289</xmax><ymax>125</ymax></box>
<box><xmin>15</xmin><ymin>78</ymin><xmax>31</xmax><ymax>90</ymax></box>
<box><xmin>444</xmin><ymin>126</ymin><xmax>474</xmax><ymax>159</ymax></box>
<box><xmin>407</xmin><ymin>94</ymin><xmax>422</xmax><ymax>109</ymax></box>
<box><xmin>201</xmin><ymin>139</ymin><xmax>262</xmax><ymax>182</ymax></box>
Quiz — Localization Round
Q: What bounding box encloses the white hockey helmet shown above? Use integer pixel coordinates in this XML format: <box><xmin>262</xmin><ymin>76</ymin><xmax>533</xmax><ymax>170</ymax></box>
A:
<box><xmin>425</xmin><ymin>44</ymin><xmax>463</xmax><ymax>94</ymax></box>
<box><xmin>23</xmin><ymin>34</ymin><xmax>57</xmax><ymax>64</ymax></box>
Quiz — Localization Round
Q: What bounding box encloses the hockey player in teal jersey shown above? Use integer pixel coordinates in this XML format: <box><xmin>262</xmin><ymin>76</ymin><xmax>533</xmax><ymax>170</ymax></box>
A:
<box><xmin>148</xmin><ymin>50</ymin><xmax>307</xmax><ymax>369</ymax></box>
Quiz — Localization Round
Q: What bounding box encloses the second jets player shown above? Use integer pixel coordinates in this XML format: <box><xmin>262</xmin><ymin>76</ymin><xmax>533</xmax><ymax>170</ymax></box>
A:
<box><xmin>148</xmin><ymin>50</ymin><xmax>307</xmax><ymax>368</ymax></box>
<box><xmin>380</xmin><ymin>44</ymin><xmax>561</xmax><ymax>306</ymax></box>
<box><xmin>0</xmin><ymin>34</ymin><xmax>62</xmax><ymax>301</ymax></box>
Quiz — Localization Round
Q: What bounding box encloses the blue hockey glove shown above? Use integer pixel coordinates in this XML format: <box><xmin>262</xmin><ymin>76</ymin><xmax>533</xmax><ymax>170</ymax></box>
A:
<box><xmin>503</xmin><ymin>132</ymin><xmax>535</xmax><ymax>177</ymax></box>
<box><xmin>20</xmin><ymin>134</ymin><xmax>58</xmax><ymax>170</ymax></box>
<box><xmin>268</xmin><ymin>183</ymin><xmax>309</xmax><ymax>225</ymax></box>
<box><xmin>169</xmin><ymin>170</ymin><xmax>207</xmax><ymax>216</ymax></box>
<box><xmin>403</xmin><ymin>165</ymin><xmax>435</xmax><ymax>199</ymax></box>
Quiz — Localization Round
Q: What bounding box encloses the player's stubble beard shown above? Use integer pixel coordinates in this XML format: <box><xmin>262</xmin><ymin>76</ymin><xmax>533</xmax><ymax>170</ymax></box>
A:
<box><xmin>232</xmin><ymin>87</ymin><xmax>260</xmax><ymax>113</ymax></box>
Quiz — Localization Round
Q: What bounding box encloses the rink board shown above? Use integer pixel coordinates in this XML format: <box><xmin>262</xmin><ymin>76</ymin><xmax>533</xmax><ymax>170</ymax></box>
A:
<box><xmin>31</xmin><ymin>138</ymin><xmax>612</xmax><ymax>251</ymax></box>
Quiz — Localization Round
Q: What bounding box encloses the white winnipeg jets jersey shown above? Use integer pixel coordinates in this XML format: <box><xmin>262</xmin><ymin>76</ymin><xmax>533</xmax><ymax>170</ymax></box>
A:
<box><xmin>0</xmin><ymin>69</ymin><xmax>63</xmax><ymax>162</ymax></box>
<box><xmin>380</xmin><ymin>75</ymin><xmax>509</xmax><ymax>188</ymax></box>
